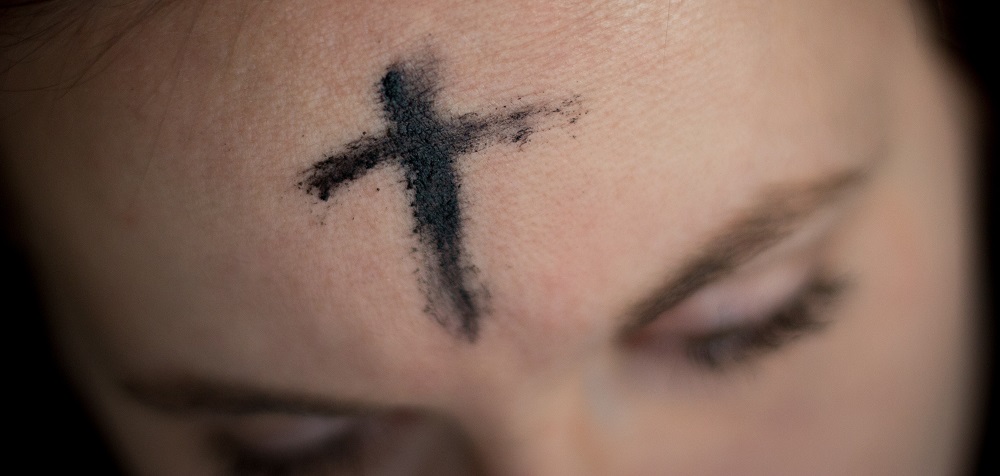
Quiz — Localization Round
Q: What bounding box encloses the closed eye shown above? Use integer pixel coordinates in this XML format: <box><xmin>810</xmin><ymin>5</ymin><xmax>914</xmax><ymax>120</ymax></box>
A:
<box><xmin>682</xmin><ymin>273</ymin><xmax>846</xmax><ymax>371</ymax></box>
<box><xmin>211</xmin><ymin>411</ymin><xmax>482</xmax><ymax>476</ymax></box>
<box><xmin>215</xmin><ymin>416</ymin><xmax>369</xmax><ymax>476</ymax></box>
<box><xmin>624</xmin><ymin>255</ymin><xmax>850</xmax><ymax>374</ymax></box>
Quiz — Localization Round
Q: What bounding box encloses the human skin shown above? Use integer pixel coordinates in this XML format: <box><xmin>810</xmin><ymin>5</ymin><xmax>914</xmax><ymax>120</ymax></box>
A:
<box><xmin>0</xmin><ymin>0</ymin><xmax>981</xmax><ymax>475</ymax></box>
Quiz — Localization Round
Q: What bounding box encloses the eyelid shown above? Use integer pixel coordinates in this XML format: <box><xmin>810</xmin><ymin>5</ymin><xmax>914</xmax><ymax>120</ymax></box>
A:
<box><xmin>672</xmin><ymin>254</ymin><xmax>816</xmax><ymax>332</ymax></box>
<box><xmin>624</xmin><ymin>265</ymin><xmax>843</xmax><ymax>376</ymax></box>
<box><xmin>634</xmin><ymin>239</ymin><xmax>822</xmax><ymax>340</ymax></box>
<box><xmin>220</xmin><ymin>414</ymin><xmax>361</xmax><ymax>456</ymax></box>
<box><xmin>684</xmin><ymin>273</ymin><xmax>845</xmax><ymax>370</ymax></box>
<box><xmin>218</xmin><ymin>410</ymin><xmax>481</xmax><ymax>475</ymax></box>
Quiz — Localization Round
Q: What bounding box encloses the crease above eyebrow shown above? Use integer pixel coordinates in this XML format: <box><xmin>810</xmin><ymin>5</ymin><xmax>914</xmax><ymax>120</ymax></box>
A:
<box><xmin>121</xmin><ymin>376</ymin><xmax>387</xmax><ymax>417</ymax></box>
<box><xmin>619</xmin><ymin>167</ymin><xmax>869</xmax><ymax>336</ymax></box>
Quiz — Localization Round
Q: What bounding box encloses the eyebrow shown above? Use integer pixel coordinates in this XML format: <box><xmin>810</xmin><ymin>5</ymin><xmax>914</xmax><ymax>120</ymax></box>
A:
<box><xmin>122</xmin><ymin>377</ymin><xmax>386</xmax><ymax>417</ymax></box>
<box><xmin>618</xmin><ymin>167</ymin><xmax>869</xmax><ymax>336</ymax></box>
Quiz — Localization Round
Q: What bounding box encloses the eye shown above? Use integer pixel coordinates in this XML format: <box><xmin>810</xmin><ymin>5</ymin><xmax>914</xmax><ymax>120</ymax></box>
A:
<box><xmin>625</xmin><ymin>254</ymin><xmax>849</xmax><ymax>373</ymax></box>
<box><xmin>683</xmin><ymin>274</ymin><xmax>845</xmax><ymax>370</ymax></box>
<box><xmin>218</xmin><ymin>415</ymin><xmax>369</xmax><ymax>476</ymax></box>
<box><xmin>216</xmin><ymin>411</ymin><xmax>481</xmax><ymax>476</ymax></box>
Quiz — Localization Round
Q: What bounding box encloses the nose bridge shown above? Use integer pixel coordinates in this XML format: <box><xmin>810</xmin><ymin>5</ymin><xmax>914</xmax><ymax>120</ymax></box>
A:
<box><xmin>448</xmin><ymin>283</ymin><xmax>616</xmax><ymax>476</ymax></box>
<box><xmin>466</xmin><ymin>376</ymin><xmax>608</xmax><ymax>476</ymax></box>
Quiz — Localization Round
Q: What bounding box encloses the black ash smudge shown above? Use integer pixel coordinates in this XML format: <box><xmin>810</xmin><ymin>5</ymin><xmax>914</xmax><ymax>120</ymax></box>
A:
<box><xmin>300</xmin><ymin>57</ymin><xmax>582</xmax><ymax>341</ymax></box>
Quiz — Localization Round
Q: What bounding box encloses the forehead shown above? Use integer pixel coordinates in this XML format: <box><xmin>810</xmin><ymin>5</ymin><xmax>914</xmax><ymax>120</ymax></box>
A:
<box><xmin>2</xmin><ymin>1</ymin><xmax>902</xmax><ymax>395</ymax></box>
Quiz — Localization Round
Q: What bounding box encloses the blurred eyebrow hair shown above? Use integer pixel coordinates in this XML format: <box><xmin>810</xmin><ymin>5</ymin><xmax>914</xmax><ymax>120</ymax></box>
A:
<box><xmin>619</xmin><ymin>167</ymin><xmax>869</xmax><ymax>336</ymax></box>
<box><xmin>121</xmin><ymin>377</ymin><xmax>386</xmax><ymax>416</ymax></box>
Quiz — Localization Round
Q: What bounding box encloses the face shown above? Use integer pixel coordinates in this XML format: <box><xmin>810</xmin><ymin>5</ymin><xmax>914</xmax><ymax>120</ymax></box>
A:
<box><xmin>0</xmin><ymin>1</ymin><xmax>982</xmax><ymax>474</ymax></box>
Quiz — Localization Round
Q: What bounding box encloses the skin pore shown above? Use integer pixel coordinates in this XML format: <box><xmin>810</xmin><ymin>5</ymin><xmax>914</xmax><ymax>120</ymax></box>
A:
<box><xmin>0</xmin><ymin>1</ymin><xmax>981</xmax><ymax>475</ymax></box>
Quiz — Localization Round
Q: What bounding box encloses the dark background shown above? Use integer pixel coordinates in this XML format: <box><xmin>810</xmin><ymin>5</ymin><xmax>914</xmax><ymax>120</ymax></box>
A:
<box><xmin>939</xmin><ymin>0</ymin><xmax>999</xmax><ymax>472</ymax></box>
<box><xmin>2</xmin><ymin>0</ymin><xmax>995</xmax><ymax>473</ymax></box>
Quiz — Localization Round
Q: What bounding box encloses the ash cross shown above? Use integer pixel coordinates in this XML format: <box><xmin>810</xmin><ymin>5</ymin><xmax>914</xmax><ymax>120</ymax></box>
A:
<box><xmin>300</xmin><ymin>59</ymin><xmax>580</xmax><ymax>342</ymax></box>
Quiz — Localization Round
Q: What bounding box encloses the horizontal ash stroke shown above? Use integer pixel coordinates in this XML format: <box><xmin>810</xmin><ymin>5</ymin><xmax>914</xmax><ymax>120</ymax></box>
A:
<box><xmin>301</xmin><ymin>99</ymin><xmax>581</xmax><ymax>202</ymax></box>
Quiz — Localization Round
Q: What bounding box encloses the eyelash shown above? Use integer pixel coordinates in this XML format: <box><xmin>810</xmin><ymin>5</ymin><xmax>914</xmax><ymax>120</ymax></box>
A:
<box><xmin>684</xmin><ymin>274</ymin><xmax>847</xmax><ymax>371</ymax></box>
